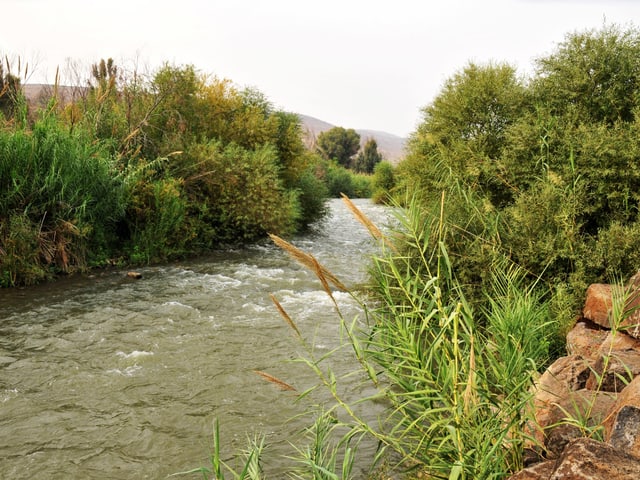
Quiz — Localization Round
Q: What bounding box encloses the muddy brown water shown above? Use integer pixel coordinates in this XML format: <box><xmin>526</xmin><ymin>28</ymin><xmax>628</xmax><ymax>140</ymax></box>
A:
<box><xmin>0</xmin><ymin>199</ymin><xmax>392</xmax><ymax>479</ymax></box>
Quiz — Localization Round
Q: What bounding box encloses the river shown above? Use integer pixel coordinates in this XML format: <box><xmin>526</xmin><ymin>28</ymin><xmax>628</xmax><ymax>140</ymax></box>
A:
<box><xmin>0</xmin><ymin>199</ymin><xmax>392</xmax><ymax>479</ymax></box>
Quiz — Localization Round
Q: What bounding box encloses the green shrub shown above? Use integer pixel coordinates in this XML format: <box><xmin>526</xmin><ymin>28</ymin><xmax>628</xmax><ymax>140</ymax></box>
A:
<box><xmin>292</xmin><ymin>166</ymin><xmax>329</xmax><ymax>230</ymax></box>
<box><xmin>0</xmin><ymin>58</ymin><xmax>327</xmax><ymax>285</ymax></box>
<box><xmin>0</xmin><ymin>214</ymin><xmax>46</xmax><ymax>287</ymax></box>
<box><xmin>0</xmin><ymin>115</ymin><xmax>125</xmax><ymax>283</ymax></box>
<box><xmin>371</xmin><ymin>161</ymin><xmax>396</xmax><ymax>204</ymax></box>
<box><xmin>127</xmin><ymin>177</ymin><xmax>187</xmax><ymax>263</ymax></box>
<box><xmin>321</xmin><ymin>160</ymin><xmax>373</xmax><ymax>198</ymax></box>
<box><xmin>398</xmin><ymin>23</ymin><xmax>640</xmax><ymax>323</ymax></box>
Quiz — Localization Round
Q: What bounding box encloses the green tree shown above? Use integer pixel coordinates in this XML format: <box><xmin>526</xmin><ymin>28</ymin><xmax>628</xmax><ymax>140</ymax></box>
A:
<box><xmin>354</xmin><ymin>137</ymin><xmax>383</xmax><ymax>173</ymax></box>
<box><xmin>405</xmin><ymin>61</ymin><xmax>527</xmax><ymax>207</ymax></box>
<box><xmin>316</xmin><ymin>126</ymin><xmax>360</xmax><ymax>168</ymax></box>
<box><xmin>532</xmin><ymin>23</ymin><xmax>640</xmax><ymax>125</ymax></box>
<box><xmin>398</xmin><ymin>22</ymin><xmax>640</xmax><ymax>319</ymax></box>
<box><xmin>146</xmin><ymin>63</ymin><xmax>201</xmax><ymax>155</ymax></box>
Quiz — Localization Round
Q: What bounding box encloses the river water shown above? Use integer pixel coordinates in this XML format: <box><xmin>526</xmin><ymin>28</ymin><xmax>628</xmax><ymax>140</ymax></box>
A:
<box><xmin>0</xmin><ymin>199</ymin><xmax>391</xmax><ymax>479</ymax></box>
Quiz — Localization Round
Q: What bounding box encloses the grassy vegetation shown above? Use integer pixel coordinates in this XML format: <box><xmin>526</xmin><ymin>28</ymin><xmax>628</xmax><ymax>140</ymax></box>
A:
<box><xmin>4</xmin><ymin>20</ymin><xmax>638</xmax><ymax>480</ymax></box>
<box><xmin>264</xmin><ymin>197</ymin><xmax>553</xmax><ymax>479</ymax></box>
<box><xmin>176</xmin><ymin>23</ymin><xmax>640</xmax><ymax>479</ymax></box>
<box><xmin>0</xmin><ymin>61</ymin><xmax>338</xmax><ymax>286</ymax></box>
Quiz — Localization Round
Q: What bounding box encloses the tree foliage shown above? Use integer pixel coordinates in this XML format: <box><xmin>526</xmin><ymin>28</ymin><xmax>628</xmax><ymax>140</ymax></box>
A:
<box><xmin>532</xmin><ymin>24</ymin><xmax>640</xmax><ymax>125</ymax></box>
<box><xmin>398</xmin><ymin>22</ymin><xmax>640</xmax><ymax>318</ymax></box>
<box><xmin>354</xmin><ymin>137</ymin><xmax>383</xmax><ymax>173</ymax></box>
<box><xmin>371</xmin><ymin>160</ymin><xmax>396</xmax><ymax>204</ymax></box>
<box><xmin>405</xmin><ymin>61</ymin><xmax>527</xmax><ymax>208</ymax></box>
<box><xmin>316</xmin><ymin>126</ymin><xmax>361</xmax><ymax>167</ymax></box>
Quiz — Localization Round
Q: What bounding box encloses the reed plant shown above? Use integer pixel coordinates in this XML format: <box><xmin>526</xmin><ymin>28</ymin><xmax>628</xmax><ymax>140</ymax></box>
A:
<box><xmin>270</xmin><ymin>196</ymin><xmax>556</xmax><ymax>479</ymax></box>
<box><xmin>288</xmin><ymin>411</ymin><xmax>362</xmax><ymax>480</ymax></box>
<box><xmin>0</xmin><ymin>112</ymin><xmax>126</xmax><ymax>284</ymax></box>
<box><xmin>172</xmin><ymin>419</ymin><xmax>265</xmax><ymax>480</ymax></box>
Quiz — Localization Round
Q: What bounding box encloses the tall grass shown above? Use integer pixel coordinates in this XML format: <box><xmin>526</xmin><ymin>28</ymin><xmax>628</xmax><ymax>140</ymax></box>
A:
<box><xmin>0</xmin><ymin>113</ymin><xmax>126</xmax><ymax>285</ymax></box>
<box><xmin>176</xmin><ymin>196</ymin><xmax>557</xmax><ymax>479</ymax></box>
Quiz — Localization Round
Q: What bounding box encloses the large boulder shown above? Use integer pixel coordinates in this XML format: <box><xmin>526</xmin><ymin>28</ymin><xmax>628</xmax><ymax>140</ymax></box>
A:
<box><xmin>599</xmin><ymin>331</ymin><xmax>640</xmax><ymax>355</ymax></box>
<box><xmin>583</xmin><ymin>284</ymin><xmax>613</xmax><ymax>327</ymax></box>
<box><xmin>531</xmin><ymin>355</ymin><xmax>591</xmax><ymax>445</ymax></box>
<box><xmin>544</xmin><ymin>389</ymin><xmax>617</xmax><ymax>457</ymax></box>
<box><xmin>583</xmin><ymin>278</ymin><xmax>640</xmax><ymax>339</ymax></box>
<box><xmin>507</xmin><ymin>460</ymin><xmax>555</xmax><ymax>480</ymax></box>
<box><xmin>550</xmin><ymin>437</ymin><xmax>640</xmax><ymax>479</ymax></box>
<box><xmin>603</xmin><ymin>375</ymin><xmax>640</xmax><ymax>455</ymax></box>
<box><xmin>511</xmin><ymin>438</ymin><xmax>640</xmax><ymax>479</ymax></box>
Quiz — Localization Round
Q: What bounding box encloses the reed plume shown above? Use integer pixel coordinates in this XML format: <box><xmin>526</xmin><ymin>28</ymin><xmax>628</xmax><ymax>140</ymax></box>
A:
<box><xmin>254</xmin><ymin>370</ymin><xmax>297</xmax><ymax>391</ymax></box>
<box><xmin>340</xmin><ymin>194</ymin><xmax>396</xmax><ymax>251</ymax></box>
<box><xmin>269</xmin><ymin>234</ymin><xmax>347</xmax><ymax>292</ymax></box>
<box><xmin>269</xmin><ymin>293</ymin><xmax>301</xmax><ymax>338</ymax></box>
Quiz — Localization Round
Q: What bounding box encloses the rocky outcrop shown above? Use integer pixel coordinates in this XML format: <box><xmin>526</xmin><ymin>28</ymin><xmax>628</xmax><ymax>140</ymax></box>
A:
<box><xmin>509</xmin><ymin>273</ymin><xmax>640</xmax><ymax>479</ymax></box>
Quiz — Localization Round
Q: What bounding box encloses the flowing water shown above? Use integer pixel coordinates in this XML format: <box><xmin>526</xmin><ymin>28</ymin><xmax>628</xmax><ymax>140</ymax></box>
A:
<box><xmin>0</xmin><ymin>199</ymin><xmax>392</xmax><ymax>479</ymax></box>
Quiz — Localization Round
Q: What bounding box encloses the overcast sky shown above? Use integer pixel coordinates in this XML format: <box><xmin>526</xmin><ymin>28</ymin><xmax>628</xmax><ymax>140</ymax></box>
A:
<box><xmin>3</xmin><ymin>0</ymin><xmax>640</xmax><ymax>137</ymax></box>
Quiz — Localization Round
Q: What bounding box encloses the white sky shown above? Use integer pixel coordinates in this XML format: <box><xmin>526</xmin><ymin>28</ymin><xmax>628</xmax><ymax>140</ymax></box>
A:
<box><xmin>3</xmin><ymin>0</ymin><xmax>640</xmax><ymax>137</ymax></box>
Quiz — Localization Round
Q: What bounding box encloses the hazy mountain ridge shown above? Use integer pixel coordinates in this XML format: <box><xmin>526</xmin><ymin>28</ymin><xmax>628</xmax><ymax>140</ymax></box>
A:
<box><xmin>22</xmin><ymin>84</ymin><xmax>407</xmax><ymax>164</ymax></box>
<box><xmin>298</xmin><ymin>113</ymin><xmax>407</xmax><ymax>165</ymax></box>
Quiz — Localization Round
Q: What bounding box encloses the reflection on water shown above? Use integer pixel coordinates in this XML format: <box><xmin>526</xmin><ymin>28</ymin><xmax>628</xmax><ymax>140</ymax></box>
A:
<box><xmin>0</xmin><ymin>199</ymin><xmax>392</xmax><ymax>479</ymax></box>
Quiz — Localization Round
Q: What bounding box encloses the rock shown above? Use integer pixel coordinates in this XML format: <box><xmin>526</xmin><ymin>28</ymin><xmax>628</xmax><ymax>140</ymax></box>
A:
<box><xmin>532</xmin><ymin>355</ymin><xmax>591</xmax><ymax>445</ymax></box>
<box><xmin>127</xmin><ymin>271</ymin><xmax>142</xmax><ymax>279</ymax></box>
<box><xmin>607</xmin><ymin>405</ymin><xmax>640</xmax><ymax>454</ymax></box>
<box><xmin>582</xmin><ymin>279</ymin><xmax>640</xmax><ymax>340</ymax></box>
<box><xmin>585</xmin><ymin>350</ymin><xmax>640</xmax><ymax>392</ymax></box>
<box><xmin>543</xmin><ymin>390</ymin><xmax>617</xmax><ymax>457</ymax></box>
<box><xmin>583</xmin><ymin>284</ymin><xmax>613</xmax><ymax>327</ymax></box>
<box><xmin>550</xmin><ymin>437</ymin><xmax>640</xmax><ymax>479</ymax></box>
<box><xmin>622</xmin><ymin>272</ymin><xmax>640</xmax><ymax>339</ymax></box>
<box><xmin>604</xmin><ymin>375</ymin><xmax>640</xmax><ymax>454</ymax></box>
<box><xmin>600</xmin><ymin>331</ymin><xmax>640</xmax><ymax>355</ymax></box>
<box><xmin>567</xmin><ymin>321</ymin><xmax>610</xmax><ymax>359</ymax></box>
<box><xmin>507</xmin><ymin>460</ymin><xmax>556</xmax><ymax>480</ymax></box>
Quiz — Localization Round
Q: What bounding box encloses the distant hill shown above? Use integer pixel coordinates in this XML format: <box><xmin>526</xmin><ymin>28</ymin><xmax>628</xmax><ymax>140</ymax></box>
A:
<box><xmin>23</xmin><ymin>83</ymin><xmax>88</xmax><ymax>106</ymax></box>
<box><xmin>20</xmin><ymin>85</ymin><xmax>407</xmax><ymax>164</ymax></box>
<box><xmin>298</xmin><ymin>113</ymin><xmax>407</xmax><ymax>165</ymax></box>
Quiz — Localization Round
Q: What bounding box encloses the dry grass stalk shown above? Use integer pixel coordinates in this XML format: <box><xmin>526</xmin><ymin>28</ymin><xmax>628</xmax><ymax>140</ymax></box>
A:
<box><xmin>269</xmin><ymin>293</ymin><xmax>301</xmax><ymax>338</ymax></box>
<box><xmin>340</xmin><ymin>194</ymin><xmax>396</xmax><ymax>251</ymax></box>
<box><xmin>269</xmin><ymin>234</ymin><xmax>347</xmax><ymax>292</ymax></box>
<box><xmin>310</xmin><ymin>254</ymin><xmax>336</xmax><ymax>303</ymax></box>
<box><xmin>254</xmin><ymin>370</ymin><xmax>297</xmax><ymax>391</ymax></box>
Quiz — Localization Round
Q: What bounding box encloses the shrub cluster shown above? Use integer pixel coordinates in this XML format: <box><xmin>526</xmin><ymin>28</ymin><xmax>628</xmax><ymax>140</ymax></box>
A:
<box><xmin>0</xmin><ymin>62</ymin><xmax>330</xmax><ymax>286</ymax></box>
<box><xmin>397</xmin><ymin>23</ymin><xmax>640</xmax><ymax>322</ymax></box>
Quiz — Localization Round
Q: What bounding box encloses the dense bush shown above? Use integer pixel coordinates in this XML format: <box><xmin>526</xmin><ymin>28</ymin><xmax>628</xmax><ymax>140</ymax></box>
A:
<box><xmin>371</xmin><ymin>160</ymin><xmax>396</xmax><ymax>204</ymax></box>
<box><xmin>397</xmin><ymin>23</ymin><xmax>640</xmax><ymax>323</ymax></box>
<box><xmin>319</xmin><ymin>159</ymin><xmax>373</xmax><ymax>198</ymax></box>
<box><xmin>0</xmin><ymin>60</ymin><xmax>330</xmax><ymax>286</ymax></box>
